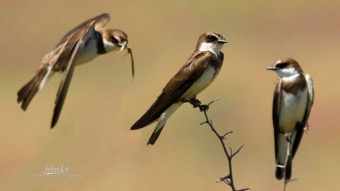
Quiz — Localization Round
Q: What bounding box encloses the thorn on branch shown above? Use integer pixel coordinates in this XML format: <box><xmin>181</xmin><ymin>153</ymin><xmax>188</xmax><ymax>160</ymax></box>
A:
<box><xmin>231</xmin><ymin>144</ymin><xmax>245</xmax><ymax>158</ymax></box>
<box><xmin>237</xmin><ymin>188</ymin><xmax>253</xmax><ymax>191</ymax></box>
<box><xmin>229</xmin><ymin>147</ymin><xmax>233</xmax><ymax>155</ymax></box>
<box><xmin>217</xmin><ymin>175</ymin><xmax>231</xmax><ymax>183</ymax></box>
<box><xmin>285</xmin><ymin>178</ymin><xmax>298</xmax><ymax>184</ymax></box>
<box><xmin>221</xmin><ymin>131</ymin><xmax>234</xmax><ymax>140</ymax></box>
<box><xmin>200</xmin><ymin>121</ymin><xmax>208</xmax><ymax>125</ymax></box>
<box><xmin>208</xmin><ymin>97</ymin><xmax>221</xmax><ymax>106</ymax></box>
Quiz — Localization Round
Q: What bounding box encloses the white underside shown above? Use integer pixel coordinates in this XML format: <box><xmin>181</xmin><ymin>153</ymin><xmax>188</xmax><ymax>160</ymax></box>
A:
<box><xmin>277</xmin><ymin>133</ymin><xmax>290</xmax><ymax>165</ymax></box>
<box><xmin>279</xmin><ymin>89</ymin><xmax>307</xmax><ymax>133</ymax></box>
<box><xmin>74</xmin><ymin>36</ymin><xmax>100</xmax><ymax>65</ymax></box>
<box><xmin>154</xmin><ymin>102</ymin><xmax>182</xmax><ymax>133</ymax></box>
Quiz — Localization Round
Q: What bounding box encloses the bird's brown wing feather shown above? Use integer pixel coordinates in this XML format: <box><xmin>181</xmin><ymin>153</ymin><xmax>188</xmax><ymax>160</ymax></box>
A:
<box><xmin>56</xmin><ymin>13</ymin><xmax>110</xmax><ymax>47</ymax></box>
<box><xmin>54</xmin><ymin>14</ymin><xmax>110</xmax><ymax>70</ymax></box>
<box><xmin>302</xmin><ymin>74</ymin><xmax>314</xmax><ymax>125</ymax></box>
<box><xmin>51</xmin><ymin>41</ymin><xmax>78</xmax><ymax>128</ymax></box>
<box><xmin>273</xmin><ymin>79</ymin><xmax>282</xmax><ymax>161</ymax></box>
<box><xmin>272</xmin><ymin>79</ymin><xmax>288</xmax><ymax>180</ymax></box>
<box><xmin>290</xmin><ymin>74</ymin><xmax>314</xmax><ymax>157</ymax></box>
<box><xmin>51</xmin><ymin>14</ymin><xmax>110</xmax><ymax>128</ymax></box>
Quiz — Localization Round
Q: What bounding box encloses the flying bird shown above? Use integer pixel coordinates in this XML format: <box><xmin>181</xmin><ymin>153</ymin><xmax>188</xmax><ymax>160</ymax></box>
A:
<box><xmin>131</xmin><ymin>31</ymin><xmax>227</xmax><ymax>145</ymax></box>
<box><xmin>17</xmin><ymin>13</ymin><xmax>134</xmax><ymax>128</ymax></box>
<box><xmin>267</xmin><ymin>58</ymin><xmax>314</xmax><ymax>180</ymax></box>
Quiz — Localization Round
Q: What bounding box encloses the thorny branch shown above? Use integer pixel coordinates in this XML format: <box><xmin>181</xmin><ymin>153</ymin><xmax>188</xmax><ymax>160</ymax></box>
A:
<box><xmin>185</xmin><ymin>97</ymin><xmax>251</xmax><ymax>191</ymax></box>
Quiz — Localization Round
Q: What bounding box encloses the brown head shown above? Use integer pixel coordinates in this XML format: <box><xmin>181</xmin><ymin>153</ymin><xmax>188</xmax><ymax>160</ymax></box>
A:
<box><xmin>196</xmin><ymin>31</ymin><xmax>228</xmax><ymax>53</ymax></box>
<box><xmin>267</xmin><ymin>58</ymin><xmax>304</xmax><ymax>78</ymax></box>
<box><xmin>102</xmin><ymin>29</ymin><xmax>129</xmax><ymax>52</ymax></box>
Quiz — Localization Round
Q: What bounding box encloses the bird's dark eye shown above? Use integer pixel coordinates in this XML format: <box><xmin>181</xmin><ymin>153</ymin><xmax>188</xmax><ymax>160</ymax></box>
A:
<box><xmin>276</xmin><ymin>63</ymin><xmax>288</xmax><ymax>69</ymax></box>
<box><xmin>110</xmin><ymin>36</ymin><xmax>119</xmax><ymax>44</ymax></box>
<box><xmin>206</xmin><ymin>35</ymin><xmax>217</xmax><ymax>42</ymax></box>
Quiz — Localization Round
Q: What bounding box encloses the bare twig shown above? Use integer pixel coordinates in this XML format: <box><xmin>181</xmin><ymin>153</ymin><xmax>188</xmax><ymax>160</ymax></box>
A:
<box><xmin>185</xmin><ymin>97</ymin><xmax>251</xmax><ymax>191</ymax></box>
<box><xmin>284</xmin><ymin>178</ymin><xmax>297</xmax><ymax>191</ymax></box>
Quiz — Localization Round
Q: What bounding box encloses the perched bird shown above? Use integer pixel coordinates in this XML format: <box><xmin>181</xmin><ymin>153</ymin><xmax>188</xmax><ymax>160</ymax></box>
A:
<box><xmin>17</xmin><ymin>13</ymin><xmax>134</xmax><ymax>128</ymax></box>
<box><xmin>267</xmin><ymin>58</ymin><xmax>314</xmax><ymax>180</ymax></box>
<box><xmin>131</xmin><ymin>31</ymin><xmax>227</xmax><ymax>145</ymax></box>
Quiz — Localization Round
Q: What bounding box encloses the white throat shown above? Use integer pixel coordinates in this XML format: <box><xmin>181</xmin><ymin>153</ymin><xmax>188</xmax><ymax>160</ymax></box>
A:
<box><xmin>277</xmin><ymin>68</ymin><xmax>300</xmax><ymax>80</ymax></box>
<box><xmin>103</xmin><ymin>39</ymin><xmax>123</xmax><ymax>52</ymax></box>
<box><xmin>199</xmin><ymin>42</ymin><xmax>222</xmax><ymax>54</ymax></box>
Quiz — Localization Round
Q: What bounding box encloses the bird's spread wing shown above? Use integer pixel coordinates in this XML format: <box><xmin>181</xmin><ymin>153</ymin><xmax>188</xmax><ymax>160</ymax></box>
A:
<box><xmin>50</xmin><ymin>14</ymin><xmax>110</xmax><ymax>128</ymax></box>
<box><xmin>56</xmin><ymin>13</ymin><xmax>110</xmax><ymax>47</ymax></box>
<box><xmin>51</xmin><ymin>40</ymin><xmax>79</xmax><ymax>128</ymax></box>
<box><xmin>54</xmin><ymin>14</ymin><xmax>110</xmax><ymax>70</ymax></box>
<box><xmin>131</xmin><ymin>51</ymin><xmax>212</xmax><ymax>129</ymax></box>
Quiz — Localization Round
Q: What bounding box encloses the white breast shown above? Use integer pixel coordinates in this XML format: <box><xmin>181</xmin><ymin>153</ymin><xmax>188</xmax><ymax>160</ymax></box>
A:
<box><xmin>75</xmin><ymin>36</ymin><xmax>100</xmax><ymax>65</ymax></box>
<box><xmin>181</xmin><ymin>65</ymin><xmax>217</xmax><ymax>99</ymax></box>
<box><xmin>279</xmin><ymin>90</ymin><xmax>308</xmax><ymax>132</ymax></box>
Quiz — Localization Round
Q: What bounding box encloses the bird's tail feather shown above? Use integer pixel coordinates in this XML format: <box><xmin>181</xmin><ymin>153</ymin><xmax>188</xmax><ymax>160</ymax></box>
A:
<box><xmin>275</xmin><ymin>155</ymin><xmax>293</xmax><ymax>180</ymax></box>
<box><xmin>146</xmin><ymin>103</ymin><xmax>181</xmax><ymax>145</ymax></box>
<box><xmin>17</xmin><ymin>65</ymin><xmax>53</xmax><ymax>110</ymax></box>
<box><xmin>147</xmin><ymin>124</ymin><xmax>165</xmax><ymax>145</ymax></box>
<box><xmin>275</xmin><ymin>166</ymin><xmax>284</xmax><ymax>180</ymax></box>
<box><xmin>285</xmin><ymin>155</ymin><xmax>292</xmax><ymax>180</ymax></box>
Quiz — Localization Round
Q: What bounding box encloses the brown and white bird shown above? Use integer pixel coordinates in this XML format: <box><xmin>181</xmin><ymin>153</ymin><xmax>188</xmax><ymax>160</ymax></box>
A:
<box><xmin>267</xmin><ymin>58</ymin><xmax>314</xmax><ymax>180</ymax></box>
<box><xmin>17</xmin><ymin>13</ymin><xmax>134</xmax><ymax>128</ymax></box>
<box><xmin>131</xmin><ymin>31</ymin><xmax>227</xmax><ymax>145</ymax></box>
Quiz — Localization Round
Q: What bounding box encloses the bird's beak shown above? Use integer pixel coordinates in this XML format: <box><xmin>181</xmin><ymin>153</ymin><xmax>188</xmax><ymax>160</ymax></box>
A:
<box><xmin>218</xmin><ymin>39</ymin><xmax>228</xmax><ymax>44</ymax></box>
<box><xmin>266</xmin><ymin>66</ymin><xmax>277</xmax><ymax>71</ymax></box>
<box><xmin>118</xmin><ymin>41</ymin><xmax>127</xmax><ymax>51</ymax></box>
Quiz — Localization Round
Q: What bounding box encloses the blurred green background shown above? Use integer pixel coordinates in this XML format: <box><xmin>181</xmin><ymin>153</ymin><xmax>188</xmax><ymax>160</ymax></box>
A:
<box><xmin>0</xmin><ymin>0</ymin><xmax>339</xmax><ymax>190</ymax></box>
